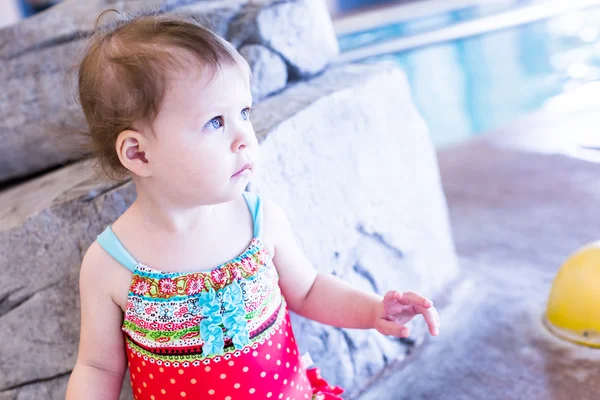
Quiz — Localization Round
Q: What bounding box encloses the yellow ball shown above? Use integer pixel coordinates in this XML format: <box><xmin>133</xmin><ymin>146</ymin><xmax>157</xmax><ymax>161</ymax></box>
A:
<box><xmin>544</xmin><ymin>242</ymin><xmax>600</xmax><ymax>347</ymax></box>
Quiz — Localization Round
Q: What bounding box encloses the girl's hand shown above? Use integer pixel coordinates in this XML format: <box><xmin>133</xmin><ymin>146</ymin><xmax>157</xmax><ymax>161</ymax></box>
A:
<box><xmin>373</xmin><ymin>290</ymin><xmax>440</xmax><ymax>338</ymax></box>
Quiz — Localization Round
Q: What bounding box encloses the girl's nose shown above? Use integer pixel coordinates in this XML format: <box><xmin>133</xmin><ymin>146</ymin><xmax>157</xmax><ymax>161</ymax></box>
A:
<box><xmin>231</xmin><ymin>126</ymin><xmax>252</xmax><ymax>153</ymax></box>
<box><xmin>232</xmin><ymin>136</ymin><xmax>246</xmax><ymax>152</ymax></box>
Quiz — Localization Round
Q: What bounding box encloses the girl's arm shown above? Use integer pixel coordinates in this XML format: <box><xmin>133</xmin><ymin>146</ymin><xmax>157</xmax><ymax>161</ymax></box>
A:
<box><xmin>66</xmin><ymin>242</ymin><xmax>128</xmax><ymax>400</ymax></box>
<box><xmin>264</xmin><ymin>199</ymin><xmax>439</xmax><ymax>337</ymax></box>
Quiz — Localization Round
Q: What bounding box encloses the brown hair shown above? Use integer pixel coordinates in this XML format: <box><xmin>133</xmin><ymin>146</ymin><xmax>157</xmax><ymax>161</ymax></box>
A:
<box><xmin>74</xmin><ymin>10</ymin><xmax>248</xmax><ymax>180</ymax></box>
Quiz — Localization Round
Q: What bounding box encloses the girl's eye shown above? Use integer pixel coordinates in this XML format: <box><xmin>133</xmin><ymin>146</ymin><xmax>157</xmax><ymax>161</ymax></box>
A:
<box><xmin>241</xmin><ymin>107</ymin><xmax>252</xmax><ymax>121</ymax></box>
<box><xmin>206</xmin><ymin>117</ymin><xmax>224</xmax><ymax>130</ymax></box>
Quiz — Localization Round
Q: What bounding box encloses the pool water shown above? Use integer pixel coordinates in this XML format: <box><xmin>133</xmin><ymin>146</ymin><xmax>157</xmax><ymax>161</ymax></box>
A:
<box><xmin>337</xmin><ymin>0</ymin><xmax>539</xmax><ymax>52</ymax></box>
<box><xmin>330</xmin><ymin>0</ymin><xmax>401</xmax><ymax>15</ymax></box>
<box><xmin>338</xmin><ymin>4</ymin><xmax>600</xmax><ymax>148</ymax></box>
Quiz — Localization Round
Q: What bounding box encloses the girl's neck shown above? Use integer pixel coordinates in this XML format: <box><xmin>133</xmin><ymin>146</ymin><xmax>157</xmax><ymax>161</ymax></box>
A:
<box><xmin>129</xmin><ymin>191</ymin><xmax>221</xmax><ymax>234</ymax></box>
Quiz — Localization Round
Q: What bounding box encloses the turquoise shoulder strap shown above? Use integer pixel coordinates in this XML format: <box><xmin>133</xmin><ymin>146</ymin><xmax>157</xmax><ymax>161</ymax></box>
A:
<box><xmin>96</xmin><ymin>226</ymin><xmax>138</xmax><ymax>273</ymax></box>
<box><xmin>242</xmin><ymin>191</ymin><xmax>263</xmax><ymax>239</ymax></box>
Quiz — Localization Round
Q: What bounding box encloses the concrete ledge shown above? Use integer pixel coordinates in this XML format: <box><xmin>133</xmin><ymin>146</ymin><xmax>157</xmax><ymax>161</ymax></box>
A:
<box><xmin>356</xmin><ymin>138</ymin><xmax>600</xmax><ymax>399</ymax></box>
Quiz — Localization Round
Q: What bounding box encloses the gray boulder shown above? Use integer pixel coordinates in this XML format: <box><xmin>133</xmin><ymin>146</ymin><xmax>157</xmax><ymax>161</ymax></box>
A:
<box><xmin>228</xmin><ymin>0</ymin><xmax>339</xmax><ymax>78</ymax></box>
<box><xmin>240</xmin><ymin>44</ymin><xmax>288</xmax><ymax>101</ymax></box>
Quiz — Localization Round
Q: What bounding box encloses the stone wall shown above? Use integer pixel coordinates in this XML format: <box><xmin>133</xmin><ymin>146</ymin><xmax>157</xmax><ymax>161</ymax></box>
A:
<box><xmin>0</xmin><ymin>0</ymin><xmax>457</xmax><ymax>398</ymax></box>
<box><xmin>0</xmin><ymin>0</ymin><xmax>337</xmax><ymax>184</ymax></box>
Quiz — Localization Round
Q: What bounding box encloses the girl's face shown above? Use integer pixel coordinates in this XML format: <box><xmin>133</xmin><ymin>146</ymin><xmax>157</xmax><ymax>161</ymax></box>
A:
<box><xmin>144</xmin><ymin>61</ymin><xmax>258</xmax><ymax>207</ymax></box>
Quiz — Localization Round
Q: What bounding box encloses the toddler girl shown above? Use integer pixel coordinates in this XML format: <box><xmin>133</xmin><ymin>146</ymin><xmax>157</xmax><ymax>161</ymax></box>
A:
<box><xmin>65</xmin><ymin>12</ymin><xmax>440</xmax><ymax>400</ymax></box>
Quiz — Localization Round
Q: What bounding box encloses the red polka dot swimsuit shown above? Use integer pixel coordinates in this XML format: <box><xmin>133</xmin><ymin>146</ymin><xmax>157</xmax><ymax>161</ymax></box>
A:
<box><xmin>97</xmin><ymin>192</ymin><xmax>344</xmax><ymax>400</ymax></box>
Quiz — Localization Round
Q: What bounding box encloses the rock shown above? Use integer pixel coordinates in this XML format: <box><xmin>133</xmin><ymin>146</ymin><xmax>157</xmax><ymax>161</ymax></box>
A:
<box><xmin>0</xmin><ymin>376</ymin><xmax>69</xmax><ymax>400</ymax></box>
<box><xmin>0</xmin><ymin>162</ymin><xmax>135</xmax><ymax>396</ymax></box>
<box><xmin>0</xmin><ymin>63</ymin><xmax>457</xmax><ymax>398</ymax></box>
<box><xmin>1</xmin><ymin>39</ymin><xmax>90</xmax><ymax>183</ymax></box>
<box><xmin>0</xmin><ymin>373</ymin><xmax>132</xmax><ymax>400</ymax></box>
<box><xmin>251</xmin><ymin>63</ymin><xmax>458</xmax><ymax>392</ymax></box>
<box><xmin>228</xmin><ymin>0</ymin><xmax>339</xmax><ymax>78</ymax></box>
<box><xmin>239</xmin><ymin>44</ymin><xmax>288</xmax><ymax>101</ymax></box>
<box><xmin>0</xmin><ymin>0</ymin><xmax>246</xmax><ymax>58</ymax></box>
<box><xmin>0</xmin><ymin>0</ymin><xmax>247</xmax><ymax>185</ymax></box>
<box><xmin>163</xmin><ymin>0</ymin><xmax>247</xmax><ymax>38</ymax></box>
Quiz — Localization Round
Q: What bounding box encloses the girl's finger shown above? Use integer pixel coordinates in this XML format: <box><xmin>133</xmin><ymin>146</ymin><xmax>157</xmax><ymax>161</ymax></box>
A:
<box><xmin>383</xmin><ymin>290</ymin><xmax>403</xmax><ymax>304</ymax></box>
<box><xmin>433</xmin><ymin>306</ymin><xmax>440</xmax><ymax>327</ymax></box>
<box><xmin>398</xmin><ymin>292</ymin><xmax>432</xmax><ymax>308</ymax></box>
<box><xmin>377</xmin><ymin>318</ymin><xmax>410</xmax><ymax>338</ymax></box>
<box><xmin>414</xmin><ymin>305</ymin><xmax>439</xmax><ymax>335</ymax></box>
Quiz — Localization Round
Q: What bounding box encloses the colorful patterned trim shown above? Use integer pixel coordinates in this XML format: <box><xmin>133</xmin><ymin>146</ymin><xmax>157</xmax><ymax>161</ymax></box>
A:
<box><xmin>125</xmin><ymin>301</ymin><xmax>288</xmax><ymax>365</ymax></box>
<box><xmin>125</xmin><ymin>300</ymin><xmax>283</xmax><ymax>355</ymax></box>
<box><xmin>128</xmin><ymin>239</ymin><xmax>271</xmax><ymax>299</ymax></box>
<box><xmin>122</xmin><ymin>289</ymin><xmax>282</xmax><ymax>350</ymax></box>
<box><xmin>124</xmin><ymin>315</ymin><xmax>202</xmax><ymax>332</ymax></box>
<box><xmin>246</xmin><ymin>288</ymin><xmax>277</xmax><ymax>320</ymax></box>
<box><xmin>122</xmin><ymin>320</ymin><xmax>200</xmax><ymax>342</ymax></box>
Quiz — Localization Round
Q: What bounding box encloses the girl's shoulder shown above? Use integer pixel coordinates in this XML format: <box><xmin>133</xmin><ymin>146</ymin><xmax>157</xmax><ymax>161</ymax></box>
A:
<box><xmin>256</xmin><ymin>196</ymin><xmax>291</xmax><ymax>258</ymax></box>
<box><xmin>80</xmin><ymin>239</ymin><xmax>134</xmax><ymax>313</ymax></box>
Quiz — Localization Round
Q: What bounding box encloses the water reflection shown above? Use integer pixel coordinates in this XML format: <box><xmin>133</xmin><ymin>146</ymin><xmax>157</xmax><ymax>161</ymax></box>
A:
<box><xmin>329</xmin><ymin>0</ymin><xmax>405</xmax><ymax>15</ymax></box>
<box><xmin>347</xmin><ymin>6</ymin><xmax>600</xmax><ymax>147</ymax></box>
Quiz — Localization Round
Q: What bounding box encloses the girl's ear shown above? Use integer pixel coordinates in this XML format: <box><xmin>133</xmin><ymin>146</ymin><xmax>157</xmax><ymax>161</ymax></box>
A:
<box><xmin>116</xmin><ymin>129</ymin><xmax>152</xmax><ymax>178</ymax></box>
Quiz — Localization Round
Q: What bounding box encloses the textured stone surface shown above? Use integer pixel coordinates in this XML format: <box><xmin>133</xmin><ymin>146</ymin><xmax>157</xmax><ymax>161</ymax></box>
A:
<box><xmin>240</xmin><ymin>44</ymin><xmax>288</xmax><ymax>101</ymax></box>
<box><xmin>0</xmin><ymin>163</ymin><xmax>135</xmax><ymax>396</ymax></box>
<box><xmin>164</xmin><ymin>0</ymin><xmax>246</xmax><ymax>38</ymax></box>
<box><xmin>251</xmin><ymin>63</ymin><xmax>458</xmax><ymax>393</ymax></box>
<box><xmin>228</xmin><ymin>0</ymin><xmax>339</xmax><ymax>78</ymax></box>
<box><xmin>0</xmin><ymin>0</ymin><xmax>246</xmax><ymax>58</ymax></box>
<box><xmin>0</xmin><ymin>0</ymin><xmax>286</xmax><ymax>185</ymax></box>
<box><xmin>0</xmin><ymin>63</ymin><xmax>456</xmax><ymax>398</ymax></box>
<box><xmin>0</xmin><ymin>375</ymin><xmax>69</xmax><ymax>400</ymax></box>
<box><xmin>1</xmin><ymin>39</ymin><xmax>89</xmax><ymax>183</ymax></box>
<box><xmin>355</xmin><ymin>139</ymin><xmax>600</xmax><ymax>400</ymax></box>
<box><xmin>0</xmin><ymin>373</ymin><xmax>132</xmax><ymax>400</ymax></box>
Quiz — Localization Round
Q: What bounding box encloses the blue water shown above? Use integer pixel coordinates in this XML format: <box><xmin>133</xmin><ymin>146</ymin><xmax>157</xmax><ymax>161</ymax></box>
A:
<box><xmin>339</xmin><ymin>4</ymin><xmax>600</xmax><ymax>147</ymax></box>
<box><xmin>332</xmin><ymin>0</ymin><xmax>400</xmax><ymax>14</ymax></box>
<box><xmin>337</xmin><ymin>0</ymin><xmax>537</xmax><ymax>52</ymax></box>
